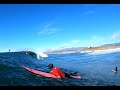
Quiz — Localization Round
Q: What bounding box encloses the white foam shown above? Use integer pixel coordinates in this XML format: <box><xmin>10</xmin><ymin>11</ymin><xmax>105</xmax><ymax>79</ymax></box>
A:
<box><xmin>39</xmin><ymin>53</ymin><xmax>48</xmax><ymax>58</ymax></box>
<box><xmin>36</xmin><ymin>52</ymin><xmax>48</xmax><ymax>59</ymax></box>
<box><xmin>80</xmin><ymin>51</ymin><xmax>93</xmax><ymax>53</ymax></box>
<box><xmin>112</xmin><ymin>70</ymin><xmax>117</xmax><ymax>73</ymax></box>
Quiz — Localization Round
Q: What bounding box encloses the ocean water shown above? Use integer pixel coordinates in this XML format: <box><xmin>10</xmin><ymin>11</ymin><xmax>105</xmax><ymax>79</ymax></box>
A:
<box><xmin>0</xmin><ymin>51</ymin><xmax>120</xmax><ymax>86</ymax></box>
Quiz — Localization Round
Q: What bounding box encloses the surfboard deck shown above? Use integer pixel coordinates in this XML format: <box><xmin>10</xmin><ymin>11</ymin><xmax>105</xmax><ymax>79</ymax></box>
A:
<box><xmin>21</xmin><ymin>66</ymin><xmax>81</xmax><ymax>79</ymax></box>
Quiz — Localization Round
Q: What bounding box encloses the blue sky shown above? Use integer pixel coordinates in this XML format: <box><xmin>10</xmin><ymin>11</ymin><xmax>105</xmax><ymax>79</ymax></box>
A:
<box><xmin>0</xmin><ymin>4</ymin><xmax>120</xmax><ymax>52</ymax></box>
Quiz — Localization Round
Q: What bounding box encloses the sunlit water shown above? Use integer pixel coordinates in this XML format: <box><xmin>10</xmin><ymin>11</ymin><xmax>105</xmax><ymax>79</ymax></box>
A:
<box><xmin>0</xmin><ymin>51</ymin><xmax>120</xmax><ymax>86</ymax></box>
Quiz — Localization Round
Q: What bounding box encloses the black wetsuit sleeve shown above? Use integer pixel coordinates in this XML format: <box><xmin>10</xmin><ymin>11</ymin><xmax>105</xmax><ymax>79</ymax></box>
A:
<box><xmin>64</xmin><ymin>72</ymin><xmax>71</xmax><ymax>78</ymax></box>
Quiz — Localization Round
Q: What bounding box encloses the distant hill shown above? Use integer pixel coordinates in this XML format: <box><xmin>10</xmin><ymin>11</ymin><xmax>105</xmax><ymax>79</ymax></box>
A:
<box><xmin>44</xmin><ymin>42</ymin><xmax>120</xmax><ymax>54</ymax></box>
<box><xmin>100</xmin><ymin>42</ymin><xmax>120</xmax><ymax>47</ymax></box>
<box><xmin>59</xmin><ymin>47</ymin><xmax>86</xmax><ymax>51</ymax></box>
<box><xmin>44</xmin><ymin>47</ymin><xmax>86</xmax><ymax>54</ymax></box>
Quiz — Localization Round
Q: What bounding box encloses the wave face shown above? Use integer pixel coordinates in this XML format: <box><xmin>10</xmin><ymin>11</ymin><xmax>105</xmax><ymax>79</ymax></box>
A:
<box><xmin>0</xmin><ymin>51</ymin><xmax>120</xmax><ymax>86</ymax></box>
<box><xmin>25</xmin><ymin>51</ymin><xmax>48</xmax><ymax>60</ymax></box>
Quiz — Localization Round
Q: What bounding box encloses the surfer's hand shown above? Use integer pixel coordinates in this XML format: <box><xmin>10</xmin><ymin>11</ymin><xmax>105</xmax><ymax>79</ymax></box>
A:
<box><xmin>57</xmin><ymin>76</ymin><xmax>61</xmax><ymax>78</ymax></box>
<box><xmin>50</xmin><ymin>71</ymin><xmax>52</xmax><ymax>74</ymax></box>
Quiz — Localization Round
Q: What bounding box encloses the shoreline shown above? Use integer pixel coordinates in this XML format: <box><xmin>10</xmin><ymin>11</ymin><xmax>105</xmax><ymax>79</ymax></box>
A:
<box><xmin>45</xmin><ymin>46</ymin><xmax>120</xmax><ymax>54</ymax></box>
<box><xmin>83</xmin><ymin>48</ymin><xmax>120</xmax><ymax>53</ymax></box>
<box><xmin>83</xmin><ymin>46</ymin><xmax>120</xmax><ymax>52</ymax></box>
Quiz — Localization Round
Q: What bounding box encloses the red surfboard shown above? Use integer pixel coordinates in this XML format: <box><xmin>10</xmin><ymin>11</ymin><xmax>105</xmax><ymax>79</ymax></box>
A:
<box><xmin>21</xmin><ymin>66</ymin><xmax>81</xmax><ymax>79</ymax></box>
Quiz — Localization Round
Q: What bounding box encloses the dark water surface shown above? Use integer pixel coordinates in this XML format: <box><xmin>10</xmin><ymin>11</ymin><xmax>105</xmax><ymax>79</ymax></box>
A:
<box><xmin>0</xmin><ymin>51</ymin><xmax>120</xmax><ymax>86</ymax></box>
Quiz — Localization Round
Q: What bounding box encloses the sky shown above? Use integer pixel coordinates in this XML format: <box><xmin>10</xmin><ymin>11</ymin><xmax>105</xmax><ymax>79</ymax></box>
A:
<box><xmin>0</xmin><ymin>4</ymin><xmax>120</xmax><ymax>52</ymax></box>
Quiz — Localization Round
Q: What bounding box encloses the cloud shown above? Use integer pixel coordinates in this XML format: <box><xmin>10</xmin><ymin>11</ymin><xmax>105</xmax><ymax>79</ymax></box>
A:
<box><xmin>89</xmin><ymin>35</ymin><xmax>106</xmax><ymax>47</ymax></box>
<box><xmin>83</xmin><ymin>10</ymin><xmax>94</xmax><ymax>14</ymax></box>
<box><xmin>48</xmin><ymin>30</ymin><xmax>120</xmax><ymax>50</ymax></box>
<box><xmin>38</xmin><ymin>28</ymin><xmax>59</xmax><ymax>35</ymax></box>
<box><xmin>89</xmin><ymin>31</ymin><xmax>120</xmax><ymax>47</ymax></box>
<box><xmin>58</xmin><ymin>40</ymin><xmax>81</xmax><ymax>48</ymax></box>
<box><xmin>38</xmin><ymin>21</ymin><xmax>60</xmax><ymax>35</ymax></box>
<box><xmin>111</xmin><ymin>31</ymin><xmax>120</xmax><ymax>40</ymax></box>
<box><xmin>59</xmin><ymin>43</ymin><xmax>71</xmax><ymax>48</ymax></box>
<box><xmin>40</xmin><ymin>30</ymin><xmax>120</xmax><ymax>50</ymax></box>
<box><xmin>15</xmin><ymin>48</ymin><xmax>36</xmax><ymax>52</ymax></box>
<box><xmin>71</xmin><ymin>40</ymin><xmax>81</xmax><ymax>44</ymax></box>
<box><xmin>82</xmin><ymin>10</ymin><xmax>94</xmax><ymax>15</ymax></box>
<box><xmin>57</xmin><ymin>37</ymin><xmax>107</xmax><ymax>49</ymax></box>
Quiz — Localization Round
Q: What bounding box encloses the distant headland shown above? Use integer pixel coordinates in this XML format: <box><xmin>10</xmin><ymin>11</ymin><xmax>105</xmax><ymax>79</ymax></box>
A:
<box><xmin>83</xmin><ymin>45</ymin><xmax>120</xmax><ymax>52</ymax></box>
<box><xmin>44</xmin><ymin>42</ymin><xmax>120</xmax><ymax>54</ymax></box>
